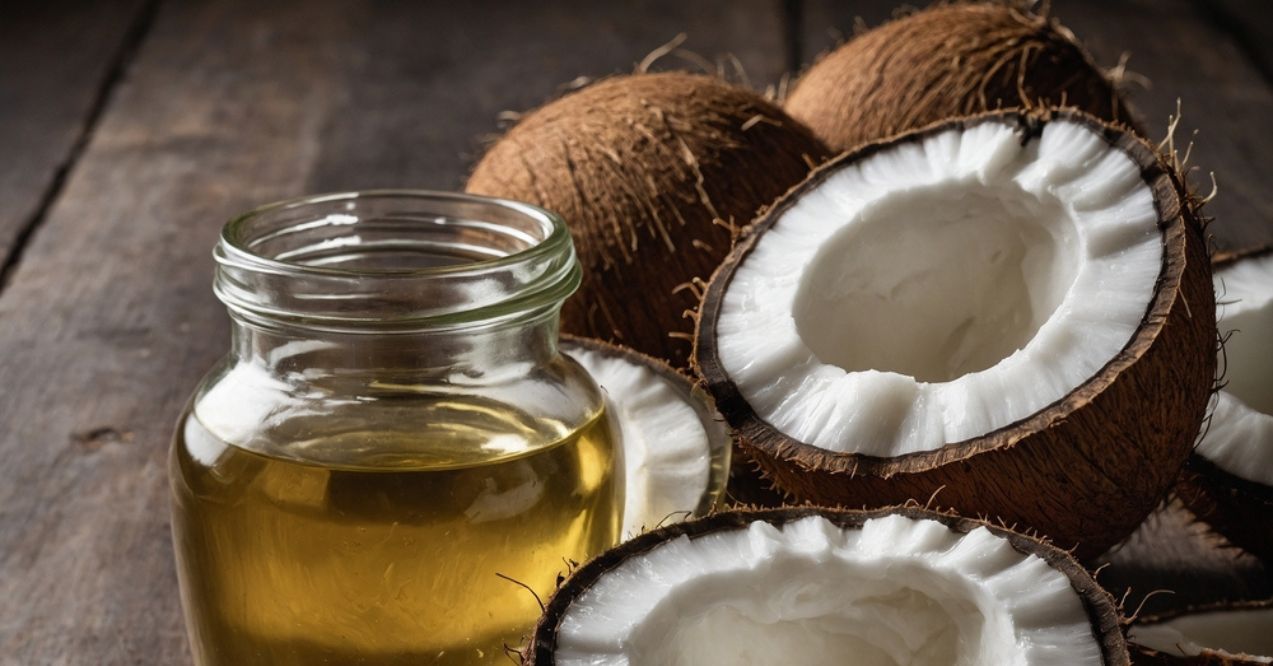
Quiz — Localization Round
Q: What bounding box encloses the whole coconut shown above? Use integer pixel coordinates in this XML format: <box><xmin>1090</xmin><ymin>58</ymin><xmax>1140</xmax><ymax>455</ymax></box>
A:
<box><xmin>785</xmin><ymin>2</ymin><xmax>1133</xmax><ymax>152</ymax></box>
<box><xmin>467</xmin><ymin>72</ymin><xmax>830</xmax><ymax>364</ymax></box>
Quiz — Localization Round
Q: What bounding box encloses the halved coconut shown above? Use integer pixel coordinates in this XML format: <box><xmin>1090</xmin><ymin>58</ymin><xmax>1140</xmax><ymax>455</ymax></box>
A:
<box><xmin>694</xmin><ymin>109</ymin><xmax>1215</xmax><ymax>559</ymax></box>
<box><xmin>527</xmin><ymin>507</ymin><xmax>1130</xmax><ymax>665</ymax></box>
<box><xmin>562</xmin><ymin>336</ymin><xmax>731</xmax><ymax>537</ymax></box>
<box><xmin>1130</xmin><ymin>599</ymin><xmax>1273</xmax><ymax>664</ymax></box>
<box><xmin>1177</xmin><ymin>245</ymin><xmax>1273</xmax><ymax>561</ymax></box>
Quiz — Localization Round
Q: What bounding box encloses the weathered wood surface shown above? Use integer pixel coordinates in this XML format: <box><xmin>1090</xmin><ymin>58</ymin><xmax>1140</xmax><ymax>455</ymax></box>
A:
<box><xmin>0</xmin><ymin>0</ymin><xmax>1271</xmax><ymax>662</ymax></box>
<box><xmin>1206</xmin><ymin>0</ymin><xmax>1273</xmax><ymax>85</ymax></box>
<box><xmin>0</xmin><ymin>0</ymin><xmax>787</xmax><ymax>663</ymax></box>
<box><xmin>1059</xmin><ymin>0</ymin><xmax>1273</xmax><ymax>252</ymax></box>
<box><xmin>0</xmin><ymin>0</ymin><xmax>151</xmax><ymax>274</ymax></box>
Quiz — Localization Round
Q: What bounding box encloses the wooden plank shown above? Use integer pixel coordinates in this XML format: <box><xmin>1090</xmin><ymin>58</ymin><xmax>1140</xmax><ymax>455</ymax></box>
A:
<box><xmin>0</xmin><ymin>0</ymin><xmax>151</xmax><ymax>276</ymax></box>
<box><xmin>1050</xmin><ymin>0</ymin><xmax>1273</xmax><ymax>251</ymax></box>
<box><xmin>1204</xmin><ymin>0</ymin><xmax>1273</xmax><ymax>85</ymax></box>
<box><xmin>305</xmin><ymin>1</ymin><xmax>788</xmax><ymax>192</ymax></box>
<box><xmin>0</xmin><ymin>1</ymin><xmax>787</xmax><ymax>662</ymax></box>
<box><xmin>797</xmin><ymin>0</ymin><xmax>1273</xmax><ymax>612</ymax></box>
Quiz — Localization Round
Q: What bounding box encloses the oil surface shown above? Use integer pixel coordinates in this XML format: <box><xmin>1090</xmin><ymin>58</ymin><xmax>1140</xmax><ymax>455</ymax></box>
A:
<box><xmin>171</xmin><ymin>397</ymin><xmax>618</xmax><ymax>665</ymax></box>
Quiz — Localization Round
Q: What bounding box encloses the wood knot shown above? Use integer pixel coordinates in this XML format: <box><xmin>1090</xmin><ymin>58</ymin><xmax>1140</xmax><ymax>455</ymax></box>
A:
<box><xmin>72</xmin><ymin>427</ymin><xmax>133</xmax><ymax>451</ymax></box>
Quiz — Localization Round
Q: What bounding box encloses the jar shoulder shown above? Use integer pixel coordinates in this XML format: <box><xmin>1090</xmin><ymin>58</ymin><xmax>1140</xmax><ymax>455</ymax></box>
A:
<box><xmin>182</xmin><ymin>353</ymin><xmax>606</xmax><ymax>452</ymax></box>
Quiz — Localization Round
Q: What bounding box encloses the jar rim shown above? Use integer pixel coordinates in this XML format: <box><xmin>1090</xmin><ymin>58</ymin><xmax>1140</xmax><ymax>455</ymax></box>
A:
<box><xmin>213</xmin><ymin>190</ymin><xmax>581</xmax><ymax>331</ymax></box>
<box><xmin>220</xmin><ymin>190</ymin><xmax>573</xmax><ymax>279</ymax></box>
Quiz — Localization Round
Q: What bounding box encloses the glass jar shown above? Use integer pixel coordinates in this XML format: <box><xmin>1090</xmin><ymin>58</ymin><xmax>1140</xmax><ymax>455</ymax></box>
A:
<box><xmin>170</xmin><ymin>191</ymin><xmax>622</xmax><ymax>666</ymax></box>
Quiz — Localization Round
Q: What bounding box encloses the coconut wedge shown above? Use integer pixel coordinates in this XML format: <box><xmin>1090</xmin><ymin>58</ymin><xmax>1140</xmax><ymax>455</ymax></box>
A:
<box><xmin>527</xmin><ymin>507</ymin><xmax>1129</xmax><ymax>665</ymax></box>
<box><xmin>1130</xmin><ymin>600</ymin><xmax>1273</xmax><ymax>664</ymax></box>
<box><xmin>694</xmin><ymin>109</ymin><xmax>1214</xmax><ymax>559</ymax></box>
<box><xmin>562</xmin><ymin>336</ymin><xmax>731</xmax><ymax>537</ymax></box>
<box><xmin>1178</xmin><ymin>246</ymin><xmax>1273</xmax><ymax>561</ymax></box>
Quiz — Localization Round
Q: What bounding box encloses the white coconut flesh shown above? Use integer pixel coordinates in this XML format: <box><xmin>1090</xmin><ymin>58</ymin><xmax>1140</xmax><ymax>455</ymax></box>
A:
<box><xmin>1200</xmin><ymin>252</ymin><xmax>1273</xmax><ymax>486</ymax></box>
<box><xmin>1131</xmin><ymin>607</ymin><xmax>1273</xmax><ymax>662</ymax></box>
<box><xmin>564</xmin><ymin>342</ymin><xmax>727</xmax><ymax>537</ymax></box>
<box><xmin>552</xmin><ymin>514</ymin><xmax>1104</xmax><ymax>665</ymax></box>
<box><xmin>716</xmin><ymin>120</ymin><xmax>1162</xmax><ymax>454</ymax></box>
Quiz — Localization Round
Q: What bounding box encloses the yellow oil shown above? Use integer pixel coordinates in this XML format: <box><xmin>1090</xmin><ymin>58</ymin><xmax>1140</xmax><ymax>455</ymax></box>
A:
<box><xmin>170</xmin><ymin>398</ymin><xmax>619</xmax><ymax>665</ymax></box>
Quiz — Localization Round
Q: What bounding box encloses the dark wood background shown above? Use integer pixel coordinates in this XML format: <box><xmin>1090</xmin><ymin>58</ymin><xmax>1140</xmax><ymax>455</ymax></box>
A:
<box><xmin>1</xmin><ymin>1</ymin><xmax>1270</xmax><ymax>662</ymax></box>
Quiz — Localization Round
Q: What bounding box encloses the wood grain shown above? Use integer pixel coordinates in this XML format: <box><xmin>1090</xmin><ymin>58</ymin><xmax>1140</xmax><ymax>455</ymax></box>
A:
<box><xmin>1204</xmin><ymin>0</ymin><xmax>1273</xmax><ymax>85</ymax></box>
<box><xmin>0</xmin><ymin>1</ymin><xmax>787</xmax><ymax>663</ymax></box>
<box><xmin>1049</xmin><ymin>0</ymin><xmax>1273</xmax><ymax>251</ymax></box>
<box><xmin>0</xmin><ymin>0</ymin><xmax>151</xmax><ymax>275</ymax></box>
<box><xmin>304</xmin><ymin>1</ymin><xmax>788</xmax><ymax>192</ymax></box>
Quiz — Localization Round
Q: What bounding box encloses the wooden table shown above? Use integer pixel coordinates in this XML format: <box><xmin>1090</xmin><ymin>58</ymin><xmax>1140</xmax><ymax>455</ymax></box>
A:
<box><xmin>1</xmin><ymin>1</ymin><xmax>1270</xmax><ymax>662</ymax></box>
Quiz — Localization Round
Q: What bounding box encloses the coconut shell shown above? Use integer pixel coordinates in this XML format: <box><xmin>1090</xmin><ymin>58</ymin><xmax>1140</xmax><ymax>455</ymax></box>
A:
<box><xmin>467</xmin><ymin>73</ymin><xmax>831</xmax><ymax>365</ymax></box>
<box><xmin>785</xmin><ymin>2</ymin><xmax>1133</xmax><ymax>153</ymax></box>
<box><xmin>1130</xmin><ymin>599</ymin><xmax>1273</xmax><ymax>665</ymax></box>
<box><xmin>526</xmin><ymin>506</ymin><xmax>1131</xmax><ymax>665</ymax></box>
<box><xmin>723</xmin><ymin>443</ymin><xmax>787</xmax><ymax>508</ymax></box>
<box><xmin>1174</xmin><ymin>244</ymin><xmax>1273</xmax><ymax>563</ymax></box>
<box><xmin>1132</xmin><ymin>646</ymin><xmax>1266</xmax><ymax>666</ymax></box>
<box><xmin>1177</xmin><ymin>457</ymin><xmax>1273</xmax><ymax>564</ymax></box>
<box><xmin>693</xmin><ymin>109</ymin><xmax>1216</xmax><ymax>562</ymax></box>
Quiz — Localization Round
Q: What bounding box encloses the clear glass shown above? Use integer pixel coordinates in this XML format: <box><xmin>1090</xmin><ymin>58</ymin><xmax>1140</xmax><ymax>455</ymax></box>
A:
<box><xmin>170</xmin><ymin>191</ymin><xmax>622</xmax><ymax>665</ymax></box>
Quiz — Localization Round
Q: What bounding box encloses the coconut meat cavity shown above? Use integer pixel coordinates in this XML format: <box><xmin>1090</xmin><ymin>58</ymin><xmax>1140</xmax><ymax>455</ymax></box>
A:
<box><xmin>717</xmin><ymin>120</ymin><xmax>1162</xmax><ymax>455</ymax></box>
<box><xmin>552</xmin><ymin>514</ymin><xmax>1103</xmax><ymax>666</ymax></box>
<box><xmin>1201</xmin><ymin>251</ymin><xmax>1273</xmax><ymax>485</ymax></box>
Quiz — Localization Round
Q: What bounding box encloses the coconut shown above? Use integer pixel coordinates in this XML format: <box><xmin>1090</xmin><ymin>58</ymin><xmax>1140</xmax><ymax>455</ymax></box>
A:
<box><xmin>1176</xmin><ymin>245</ymin><xmax>1273</xmax><ymax>562</ymax></box>
<box><xmin>785</xmin><ymin>2</ymin><xmax>1132</xmax><ymax>153</ymax></box>
<box><xmin>526</xmin><ymin>506</ymin><xmax>1130</xmax><ymax>665</ymax></box>
<box><xmin>693</xmin><ymin>109</ymin><xmax>1215</xmax><ymax>560</ymax></box>
<box><xmin>561</xmin><ymin>335</ymin><xmax>731</xmax><ymax>537</ymax></box>
<box><xmin>1130</xmin><ymin>599</ymin><xmax>1273</xmax><ymax>664</ymax></box>
<box><xmin>467</xmin><ymin>72</ymin><xmax>831</xmax><ymax>365</ymax></box>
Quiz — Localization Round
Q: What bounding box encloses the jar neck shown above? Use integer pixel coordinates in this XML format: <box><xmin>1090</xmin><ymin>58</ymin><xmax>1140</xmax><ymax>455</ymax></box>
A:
<box><xmin>228</xmin><ymin>307</ymin><xmax>563</xmax><ymax>382</ymax></box>
<box><xmin>212</xmin><ymin>190</ymin><xmax>580</xmax><ymax>384</ymax></box>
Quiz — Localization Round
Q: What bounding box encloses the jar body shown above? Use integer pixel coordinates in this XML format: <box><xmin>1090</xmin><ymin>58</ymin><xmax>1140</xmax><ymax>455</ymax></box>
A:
<box><xmin>170</xmin><ymin>192</ymin><xmax>621</xmax><ymax>665</ymax></box>
<box><xmin>171</xmin><ymin>350</ymin><xmax>618</xmax><ymax>665</ymax></box>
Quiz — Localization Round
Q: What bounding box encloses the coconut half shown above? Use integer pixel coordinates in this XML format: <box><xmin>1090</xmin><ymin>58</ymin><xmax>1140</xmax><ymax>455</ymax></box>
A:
<box><xmin>694</xmin><ymin>109</ymin><xmax>1215</xmax><ymax>559</ymax></box>
<box><xmin>1178</xmin><ymin>245</ymin><xmax>1273</xmax><ymax>561</ymax></box>
<box><xmin>562</xmin><ymin>336</ymin><xmax>731</xmax><ymax>537</ymax></box>
<box><xmin>1130</xmin><ymin>600</ymin><xmax>1273</xmax><ymax>664</ymax></box>
<box><xmin>527</xmin><ymin>507</ymin><xmax>1129</xmax><ymax>665</ymax></box>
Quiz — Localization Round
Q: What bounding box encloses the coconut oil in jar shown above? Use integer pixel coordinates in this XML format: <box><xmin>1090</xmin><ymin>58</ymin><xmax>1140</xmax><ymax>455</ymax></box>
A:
<box><xmin>171</xmin><ymin>192</ymin><xmax>621</xmax><ymax>665</ymax></box>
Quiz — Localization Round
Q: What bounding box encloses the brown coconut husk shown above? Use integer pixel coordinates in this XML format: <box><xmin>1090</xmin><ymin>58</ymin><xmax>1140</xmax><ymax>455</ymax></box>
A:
<box><xmin>785</xmin><ymin>2</ymin><xmax>1135</xmax><ymax>152</ymax></box>
<box><xmin>525</xmin><ymin>506</ymin><xmax>1131</xmax><ymax>665</ymax></box>
<box><xmin>1177</xmin><ymin>452</ymin><xmax>1273</xmax><ymax>565</ymax></box>
<box><xmin>1175</xmin><ymin>244</ymin><xmax>1273</xmax><ymax>564</ymax></box>
<box><xmin>693</xmin><ymin>109</ymin><xmax>1215</xmax><ymax>561</ymax></box>
<box><xmin>467</xmin><ymin>72</ymin><xmax>831</xmax><ymax>365</ymax></box>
